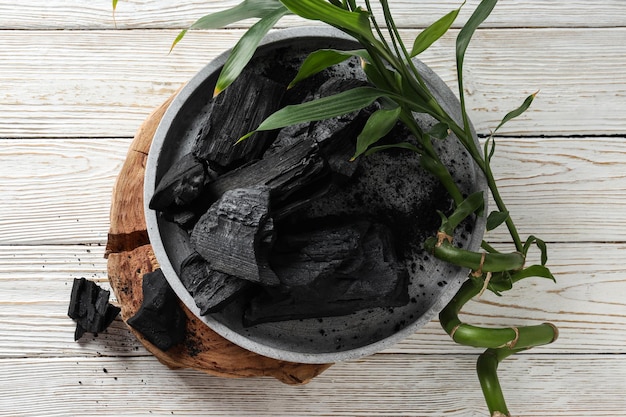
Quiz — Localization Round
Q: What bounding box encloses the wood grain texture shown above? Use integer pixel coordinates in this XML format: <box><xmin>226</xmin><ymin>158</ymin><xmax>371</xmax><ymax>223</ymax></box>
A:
<box><xmin>0</xmin><ymin>243</ymin><xmax>624</xmax><ymax>358</ymax></box>
<box><xmin>1</xmin><ymin>354</ymin><xmax>625</xmax><ymax>416</ymax></box>
<box><xmin>0</xmin><ymin>28</ymin><xmax>625</xmax><ymax>138</ymax></box>
<box><xmin>2</xmin><ymin>3</ymin><xmax>625</xmax><ymax>415</ymax></box>
<box><xmin>2</xmin><ymin>136</ymin><xmax>624</xmax><ymax>245</ymax></box>
<box><xmin>1</xmin><ymin>0</ymin><xmax>625</xmax><ymax>29</ymax></box>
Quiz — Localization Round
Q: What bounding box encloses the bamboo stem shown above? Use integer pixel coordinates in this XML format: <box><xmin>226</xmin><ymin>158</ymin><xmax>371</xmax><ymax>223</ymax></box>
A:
<box><xmin>439</xmin><ymin>278</ymin><xmax>559</xmax><ymax>415</ymax></box>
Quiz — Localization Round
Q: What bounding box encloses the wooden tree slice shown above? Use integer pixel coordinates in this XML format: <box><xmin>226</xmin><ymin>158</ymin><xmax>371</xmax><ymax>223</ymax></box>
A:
<box><xmin>105</xmin><ymin>93</ymin><xmax>332</xmax><ymax>385</ymax></box>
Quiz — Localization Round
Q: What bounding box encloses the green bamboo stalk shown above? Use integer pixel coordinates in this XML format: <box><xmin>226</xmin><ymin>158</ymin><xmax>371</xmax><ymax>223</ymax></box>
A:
<box><xmin>440</xmin><ymin>278</ymin><xmax>559</xmax><ymax>415</ymax></box>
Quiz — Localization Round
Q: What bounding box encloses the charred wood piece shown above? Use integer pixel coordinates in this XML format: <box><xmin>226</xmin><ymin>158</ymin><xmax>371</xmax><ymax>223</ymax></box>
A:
<box><xmin>180</xmin><ymin>252</ymin><xmax>250</xmax><ymax>315</ymax></box>
<box><xmin>127</xmin><ymin>269</ymin><xmax>186</xmax><ymax>351</ymax></box>
<box><xmin>244</xmin><ymin>222</ymin><xmax>409</xmax><ymax>325</ymax></box>
<box><xmin>270</xmin><ymin>221</ymin><xmax>370</xmax><ymax>288</ymax></box>
<box><xmin>266</xmin><ymin>77</ymin><xmax>379</xmax><ymax>181</ymax></box>
<box><xmin>149</xmin><ymin>152</ymin><xmax>218</xmax><ymax>228</ymax></box>
<box><xmin>193</xmin><ymin>73</ymin><xmax>285</xmax><ymax>170</ymax></box>
<box><xmin>206</xmin><ymin>138</ymin><xmax>328</xmax><ymax>215</ymax></box>
<box><xmin>68</xmin><ymin>277</ymin><xmax>121</xmax><ymax>341</ymax></box>
<box><xmin>190</xmin><ymin>186</ymin><xmax>279</xmax><ymax>286</ymax></box>
<box><xmin>149</xmin><ymin>153</ymin><xmax>209</xmax><ymax>211</ymax></box>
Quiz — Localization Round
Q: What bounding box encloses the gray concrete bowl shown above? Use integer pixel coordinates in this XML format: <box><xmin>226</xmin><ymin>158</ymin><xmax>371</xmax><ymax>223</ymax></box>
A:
<box><xmin>145</xmin><ymin>27</ymin><xmax>487</xmax><ymax>364</ymax></box>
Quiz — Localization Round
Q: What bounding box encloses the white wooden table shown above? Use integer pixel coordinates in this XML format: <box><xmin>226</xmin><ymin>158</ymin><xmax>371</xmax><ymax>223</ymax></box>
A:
<box><xmin>1</xmin><ymin>1</ymin><xmax>625</xmax><ymax>416</ymax></box>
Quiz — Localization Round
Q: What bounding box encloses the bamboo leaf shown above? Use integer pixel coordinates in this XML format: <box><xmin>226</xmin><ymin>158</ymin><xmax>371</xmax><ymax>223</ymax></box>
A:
<box><xmin>493</xmin><ymin>91</ymin><xmax>538</xmax><ymax>134</ymax></box>
<box><xmin>239</xmin><ymin>87</ymin><xmax>386</xmax><ymax>142</ymax></box>
<box><xmin>214</xmin><ymin>7</ymin><xmax>288</xmax><ymax>96</ymax></box>
<box><xmin>352</xmin><ymin>106</ymin><xmax>401</xmax><ymax>160</ymax></box>
<box><xmin>428</xmin><ymin>122</ymin><xmax>451</xmax><ymax>140</ymax></box>
<box><xmin>363</xmin><ymin>142</ymin><xmax>421</xmax><ymax>157</ymax></box>
<box><xmin>523</xmin><ymin>235</ymin><xmax>549</xmax><ymax>266</ymax></box>
<box><xmin>280</xmin><ymin>0</ymin><xmax>375</xmax><ymax>42</ymax></box>
<box><xmin>362</xmin><ymin>60</ymin><xmax>396</xmax><ymax>91</ymax></box>
<box><xmin>456</xmin><ymin>0</ymin><xmax>497</xmax><ymax>68</ymax></box>
<box><xmin>191</xmin><ymin>0</ymin><xmax>281</xmax><ymax>29</ymax></box>
<box><xmin>511</xmin><ymin>265</ymin><xmax>556</xmax><ymax>283</ymax></box>
<box><xmin>486</xmin><ymin>272</ymin><xmax>513</xmax><ymax>294</ymax></box>
<box><xmin>170</xmin><ymin>0</ymin><xmax>284</xmax><ymax>50</ymax></box>
<box><xmin>289</xmin><ymin>49</ymin><xmax>369</xmax><ymax>89</ymax></box>
<box><xmin>456</xmin><ymin>0</ymin><xmax>497</xmax><ymax>130</ymax></box>
<box><xmin>486</xmin><ymin>210</ymin><xmax>509</xmax><ymax>231</ymax></box>
<box><xmin>442</xmin><ymin>191</ymin><xmax>484</xmax><ymax>233</ymax></box>
<box><xmin>411</xmin><ymin>5</ymin><xmax>463</xmax><ymax>57</ymax></box>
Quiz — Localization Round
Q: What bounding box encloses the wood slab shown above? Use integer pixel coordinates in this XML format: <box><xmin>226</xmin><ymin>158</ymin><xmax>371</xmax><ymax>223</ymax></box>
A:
<box><xmin>105</xmin><ymin>93</ymin><xmax>332</xmax><ymax>385</ymax></box>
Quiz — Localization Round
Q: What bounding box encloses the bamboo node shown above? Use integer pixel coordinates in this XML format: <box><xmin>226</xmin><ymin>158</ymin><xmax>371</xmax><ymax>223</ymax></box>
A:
<box><xmin>449</xmin><ymin>323</ymin><xmax>462</xmax><ymax>340</ymax></box>
<box><xmin>436</xmin><ymin>231</ymin><xmax>453</xmax><ymax>247</ymax></box>
<box><xmin>544</xmin><ymin>322</ymin><xmax>560</xmax><ymax>343</ymax></box>
<box><xmin>471</xmin><ymin>252</ymin><xmax>487</xmax><ymax>277</ymax></box>
<box><xmin>505</xmin><ymin>327</ymin><xmax>520</xmax><ymax>349</ymax></box>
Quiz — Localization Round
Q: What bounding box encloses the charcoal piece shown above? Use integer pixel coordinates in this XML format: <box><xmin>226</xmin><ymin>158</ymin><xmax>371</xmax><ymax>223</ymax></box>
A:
<box><xmin>244</xmin><ymin>222</ymin><xmax>409</xmax><ymax>326</ymax></box>
<box><xmin>193</xmin><ymin>72</ymin><xmax>285</xmax><ymax>170</ymax></box>
<box><xmin>162</xmin><ymin>208</ymin><xmax>203</xmax><ymax>229</ymax></box>
<box><xmin>308</xmin><ymin>78</ymin><xmax>379</xmax><ymax>179</ymax></box>
<box><xmin>180</xmin><ymin>252</ymin><xmax>250</xmax><ymax>314</ymax></box>
<box><xmin>68</xmin><ymin>277</ymin><xmax>121</xmax><ymax>341</ymax></box>
<box><xmin>127</xmin><ymin>269</ymin><xmax>186</xmax><ymax>351</ymax></box>
<box><xmin>270</xmin><ymin>221</ymin><xmax>370</xmax><ymax>288</ymax></box>
<box><xmin>190</xmin><ymin>186</ymin><xmax>279</xmax><ymax>286</ymax></box>
<box><xmin>264</xmin><ymin>77</ymin><xmax>379</xmax><ymax>181</ymax></box>
<box><xmin>207</xmin><ymin>139</ymin><xmax>328</xmax><ymax>216</ymax></box>
<box><xmin>149</xmin><ymin>152</ymin><xmax>211</xmax><ymax>212</ymax></box>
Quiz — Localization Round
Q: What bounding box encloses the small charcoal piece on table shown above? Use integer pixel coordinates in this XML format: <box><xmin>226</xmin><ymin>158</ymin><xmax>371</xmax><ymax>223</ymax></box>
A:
<box><xmin>127</xmin><ymin>268</ymin><xmax>186</xmax><ymax>351</ymax></box>
<box><xmin>193</xmin><ymin>72</ymin><xmax>285</xmax><ymax>171</ymax></box>
<box><xmin>149</xmin><ymin>152</ymin><xmax>217</xmax><ymax>227</ymax></box>
<box><xmin>190</xmin><ymin>185</ymin><xmax>279</xmax><ymax>286</ymax></box>
<box><xmin>68</xmin><ymin>277</ymin><xmax>121</xmax><ymax>341</ymax></box>
<box><xmin>244</xmin><ymin>221</ymin><xmax>410</xmax><ymax>326</ymax></box>
<box><xmin>180</xmin><ymin>252</ymin><xmax>250</xmax><ymax>315</ymax></box>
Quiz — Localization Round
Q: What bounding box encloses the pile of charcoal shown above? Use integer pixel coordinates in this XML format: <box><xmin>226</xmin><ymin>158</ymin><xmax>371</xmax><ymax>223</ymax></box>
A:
<box><xmin>150</xmin><ymin>63</ymin><xmax>418</xmax><ymax>326</ymax></box>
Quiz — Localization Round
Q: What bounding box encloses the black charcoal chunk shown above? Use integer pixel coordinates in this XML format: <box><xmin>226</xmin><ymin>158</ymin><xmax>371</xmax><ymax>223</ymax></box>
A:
<box><xmin>149</xmin><ymin>153</ymin><xmax>217</xmax><ymax>228</ymax></box>
<box><xmin>270</xmin><ymin>221</ymin><xmax>370</xmax><ymax>288</ymax></box>
<box><xmin>149</xmin><ymin>153</ymin><xmax>208</xmax><ymax>210</ymax></box>
<box><xmin>207</xmin><ymin>137</ymin><xmax>327</xmax><ymax>210</ymax></box>
<box><xmin>190</xmin><ymin>186</ymin><xmax>279</xmax><ymax>286</ymax></box>
<box><xmin>180</xmin><ymin>252</ymin><xmax>250</xmax><ymax>314</ymax></box>
<box><xmin>244</xmin><ymin>222</ymin><xmax>409</xmax><ymax>326</ymax></box>
<box><xmin>68</xmin><ymin>277</ymin><xmax>120</xmax><ymax>341</ymax></box>
<box><xmin>308</xmin><ymin>78</ymin><xmax>379</xmax><ymax>179</ymax></box>
<box><xmin>193</xmin><ymin>73</ymin><xmax>285</xmax><ymax>170</ymax></box>
<box><xmin>127</xmin><ymin>269</ymin><xmax>186</xmax><ymax>351</ymax></box>
<box><xmin>206</xmin><ymin>123</ymin><xmax>356</xmax><ymax>221</ymax></box>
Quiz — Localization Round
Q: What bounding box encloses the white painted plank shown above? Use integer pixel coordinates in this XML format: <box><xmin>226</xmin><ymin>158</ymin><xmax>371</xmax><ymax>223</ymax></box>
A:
<box><xmin>1</xmin><ymin>136</ymin><xmax>625</xmax><ymax>245</ymax></box>
<box><xmin>0</xmin><ymin>243</ymin><xmax>624</xmax><ymax>358</ymax></box>
<box><xmin>0</xmin><ymin>139</ymin><xmax>128</xmax><ymax>245</ymax></box>
<box><xmin>1</xmin><ymin>0</ymin><xmax>625</xmax><ymax>29</ymax></box>
<box><xmin>0</xmin><ymin>354</ymin><xmax>625</xmax><ymax>416</ymax></box>
<box><xmin>0</xmin><ymin>28</ymin><xmax>625</xmax><ymax>138</ymax></box>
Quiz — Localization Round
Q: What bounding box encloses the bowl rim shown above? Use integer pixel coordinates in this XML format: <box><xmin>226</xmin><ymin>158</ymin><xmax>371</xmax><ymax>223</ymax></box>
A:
<box><xmin>144</xmin><ymin>26</ymin><xmax>487</xmax><ymax>364</ymax></box>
